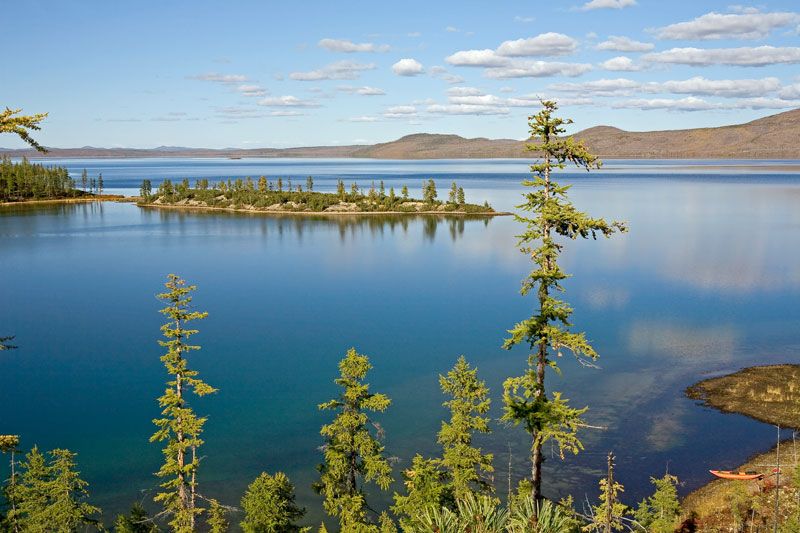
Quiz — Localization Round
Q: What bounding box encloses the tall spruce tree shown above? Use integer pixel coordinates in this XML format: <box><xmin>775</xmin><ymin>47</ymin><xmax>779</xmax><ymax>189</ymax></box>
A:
<box><xmin>240</xmin><ymin>472</ymin><xmax>306</xmax><ymax>533</ymax></box>
<box><xmin>315</xmin><ymin>348</ymin><xmax>393</xmax><ymax>532</ymax></box>
<box><xmin>502</xmin><ymin>101</ymin><xmax>626</xmax><ymax>504</ymax></box>
<box><xmin>151</xmin><ymin>274</ymin><xmax>217</xmax><ymax>532</ymax></box>
<box><xmin>633</xmin><ymin>474</ymin><xmax>681</xmax><ymax>533</ymax></box>
<box><xmin>438</xmin><ymin>356</ymin><xmax>493</xmax><ymax>500</ymax></box>
<box><xmin>114</xmin><ymin>502</ymin><xmax>159</xmax><ymax>532</ymax></box>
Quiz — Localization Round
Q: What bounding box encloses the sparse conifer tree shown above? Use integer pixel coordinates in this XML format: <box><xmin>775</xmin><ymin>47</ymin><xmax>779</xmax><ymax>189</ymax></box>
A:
<box><xmin>584</xmin><ymin>453</ymin><xmax>629</xmax><ymax>532</ymax></box>
<box><xmin>423</xmin><ymin>179</ymin><xmax>437</xmax><ymax>204</ymax></box>
<box><xmin>401</xmin><ymin>185</ymin><xmax>409</xmax><ymax>200</ymax></box>
<box><xmin>379</xmin><ymin>180</ymin><xmax>385</xmax><ymax>198</ymax></box>
<box><xmin>151</xmin><ymin>274</ymin><xmax>217</xmax><ymax>532</ymax></box>
<box><xmin>140</xmin><ymin>179</ymin><xmax>152</xmax><ymax>200</ymax></box>
<box><xmin>448</xmin><ymin>182</ymin><xmax>457</xmax><ymax>204</ymax></box>
<box><xmin>208</xmin><ymin>499</ymin><xmax>229</xmax><ymax>533</ymax></box>
<box><xmin>457</xmin><ymin>187</ymin><xmax>465</xmax><ymax>206</ymax></box>
<box><xmin>278</xmin><ymin>178</ymin><xmax>283</xmax><ymax>192</ymax></box>
<box><xmin>114</xmin><ymin>502</ymin><xmax>158</xmax><ymax>532</ymax></box>
<box><xmin>633</xmin><ymin>474</ymin><xmax>681</xmax><ymax>533</ymax></box>
<box><xmin>351</xmin><ymin>182</ymin><xmax>359</xmax><ymax>196</ymax></box>
<box><xmin>502</xmin><ymin>101</ymin><xmax>626</xmax><ymax>505</ymax></box>
<box><xmin>337</xmin><ymin>179</ymin><xmax>345</xmax><ymax>199</ymax></box>
<box><xmin>81</xmin><ymin>169</ymin><xmax>88</xmax><ymax>192</ymax></box>
<box><xmin>438</xmin><ymin>356</ymin><xmax>493</xmax><ymax>500</ymax></box>
<box><xmin>258</xmin><ymin>176</ymin><xmax>268</xmax><ymax>193</ymax></box>
<box><xmin>315</xmin><ymin>348</ymin><xmax>393</xmax><ymax>531</ymax></box>
<box><xmin>307</xmin><ymin>176</ymin><xmax>314</xmax><ymax>192</ymax></box>
<box><xmin>0</xmin><ymin>107</ymin><xmax>48</xmax><ymax>152</ymax></box>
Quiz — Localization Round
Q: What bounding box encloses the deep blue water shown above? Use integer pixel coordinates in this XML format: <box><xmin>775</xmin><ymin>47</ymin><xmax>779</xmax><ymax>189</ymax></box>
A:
<box><xmin>1</xmin><ymin>158</ymin><xmax>799</xmax><ymax>527</ymax></box>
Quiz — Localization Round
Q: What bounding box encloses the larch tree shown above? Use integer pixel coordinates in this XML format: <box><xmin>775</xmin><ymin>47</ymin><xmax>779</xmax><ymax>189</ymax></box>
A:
<box><xmin>240</xmin><ymin>472</ymin><xmax>306</xmax><ymax>533</ymax></box>
<box><xmin>633</xmin><ymin>474</ymin><xmax>681</xmax><ymax>533</ymax></box>
<box><xmin>114</xmin><ymin>502</ymin><xmax>159</xmax><ymax>533</ymax></box>
<box><xmin>81</xmin><ymin>169</ymin><xmax>89</xmax><ymax>192</ymax></box>
<box><xmin>457</xmin><ymin>187</ymin><xmax>465</xmax><ymax>206</ymax></box>
<box><xmin>315</xmin><ymin>348</ymin><xmax>393</xmax><ymax>532</ymax></box>
<box><xmin>337</xmin><ymin>179</ymin><xmax>345</xmax><ymax>199</ymax></box>
<box><xmin>0</xmin><ymin>435</ymin><xmax>21</xmax><ymax>532</ymax></box>
<box><xmin>437</xmin><ymin>356</ymin><xmax>493</xmax><ymax>501</ymax></box>
<box><xmin>151</xmin><ymin>274</ymin><xmax>217</xmax><ymax>532</ymax></box>
<box><xmin>584</xmin><ymin>454</ymin><xmax>629</xmax><ymax>532</ymax></box>
<box><xmin>0</xmin><ymin>108</ymin><xmax>48</xmax><ymax>153</ymax></box>
<box><xmin>7</xmin><ymin>447</ymin><xmax>100</xmax><ymax>531</ymax></box>
<box><xmin>307</xmin><ymin>176</ymin><xmax>314</xmax><ymax>192</ymax></box>
<box><xmin>98</xmin><ymin>173</ymin><xmax>104</xmax><ymax>195</ymax></box>
<box><xmin>258</xmin><ymin>176</ymin><xmax>268</xmax><ymax>193</ymax></box>
<box><xmin>502</xmin><ymin>101</ymin><xmax>626</xmax><ymax>505</ymax></box>
<box><xmin>401</xmin><ymin>185</ymin><xmax>409</xmax><ymax>200</ymax></box>
<box><xmin>207</xmin><ymin>499</ymin><xmax>229</xmax><ymax>533</ymax></box>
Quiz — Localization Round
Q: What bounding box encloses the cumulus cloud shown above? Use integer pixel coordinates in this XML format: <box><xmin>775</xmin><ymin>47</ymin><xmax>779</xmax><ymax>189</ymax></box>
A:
<box><xmin>612</xmin><ymin>96</ymin><xmax>721</xmax><ymax>111</ymax></box>
<box><xmin>446</xmin><ymin>86</ymin><xmax>485</xmax><ymax>96</ymax></box>
<box><xmin>496</xmin><ymin>32</ymin><xmax>578</xmax><ymax>57</ymax></box>
<box><xmin>653</xmin><ymin>76</ymin><xmax>782</xmax><ymax>97</ymax></box>
<box><xmin>257</xmin><ymin>95</ymin><xmax>320</xmax><ymax>107</ymax></box>
<box><xmin>656</xmin><ymin>11</ymin><xmax>800</xmax><ymax>40</ymax></box>
<box><xmin>446</xmin><ymin>49</ymin><xmax>509</xmax><ymax>67</ymax></box>
<box><xmin>427</xmin><ymin>103</ymin><xmax>510</xmax><ymax>115</ymax></box>
<box><xmin>318</xmin><ymin>38</ymin><xmax>390</xmax><ymax>53</ymax></box>
<box><xmin>188</xmin><ymin>73</ymin><xmax>248</xmax><ymax>84</ymax></box>
<box><xmin>550</xmin><ymin>78</ymin><xmax>642</xmax><ymax>96</ymax></box>
<box><xmin>484</xmin><ymin>61</ymin><xmax>593</xmax><ymax>78</ymax></box>
<box><xmin>237</xmin><ymin>84</ymin><xmax>268</xmax><ymax>97</ymax></box>
<box><xmin>644</xmin><ymin>46</ymin><xmax>800</xmax><ymax>66</ymax></box>
<box><xmin>383</xmin><ymin>105</ymin><xmax>418</xmax><ymax>118</ymax></box>
<box><xmin>289</xmin><ymin>61</ymin><xmax>376</xmax><ymax>81</ymax></box>
<box><xmin>429</xmin><ymin>66</ymin><xmax>466</xmax><ymax>84</ymax></box>
<box><xmin>338</xmin><ymin>85</ymin><xmax>386</xmax><ymax>95</ymax></box>
<box><xmin>596</xmin><ymin>35</ymin><xmax>654</xmax><ymax>52</ymax></box>
<box><xmin>347</xmin><ymin>116</ymin><xmax>381</xmax><ymax>122</ymax></box>
<box><xmin>580</xmin><ymin>0</ymin><xmax>637</xmax><ymax>10</ymax></box>
<box><xmin>779</xmin><ymin>83</ymin><xmax>800</xmax><ymax>99</ymax></box>
<box><xmin>600</xmin><ymin>56</ymin><xmax>641</xmax><ymax>71</ymax></box>
<box><xmin>392</xmin><ymin>58</ymin><xmax>425</xmax><ymax>76</ymax></box>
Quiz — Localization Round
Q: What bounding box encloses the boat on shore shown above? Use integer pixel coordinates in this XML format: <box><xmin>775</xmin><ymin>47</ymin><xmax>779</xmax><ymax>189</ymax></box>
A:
<box><xmin>709</xmin><ymin>470</ymin><xmax>764</xmax><ymax>481</ymax></box>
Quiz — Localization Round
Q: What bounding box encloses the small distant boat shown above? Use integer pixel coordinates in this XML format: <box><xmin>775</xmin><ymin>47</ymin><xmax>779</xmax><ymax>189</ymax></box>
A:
<box><xmin>709</xmin><ymin>470</ymin><xmax>764</xmax><ymax>480</ymax></box>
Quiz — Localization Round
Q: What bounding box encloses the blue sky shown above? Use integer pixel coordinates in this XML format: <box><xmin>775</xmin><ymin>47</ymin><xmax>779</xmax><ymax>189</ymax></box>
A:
<box><xmin>3</xmin><ymin>0</ymin><xmax>800</xmax><ymax>148</ymax></box>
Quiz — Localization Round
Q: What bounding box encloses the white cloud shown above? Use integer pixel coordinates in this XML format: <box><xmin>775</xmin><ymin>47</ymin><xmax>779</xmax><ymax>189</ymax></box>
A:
<box><xmin>384</xmin><ymin>105</ymin><xmax>418</xmax><ymax>118</ymax></box>
<box><xmin>643</xmin><ymin>46</ymin><xmax>800</xmax><ymax>66</ymax></box>
<box><xmin>392</xmin><ymin>58</ymin><xmax>425</xmax><ymax>76</ymax></box>
<box><xmin>596</xmin><ymin>36</ymin><xmax>654</xmax><ymax>52</ymax></box>
<box><xmin>735</xmin><ymin>97</ymin><xmax>800</xmax><ymax>109</ymax></box>
<box><xmin>289</xmin><ymin>61</ymin><xmax>376</xmax><ymax>81</ymax></box>
<box><xmin>600</xmin><ymin>56</ymin><xmax>641</xmax><ymax>71</ymax></box>
<box><xmin>347</xmin><ymin>116</ymin><xmax>381</xmax><ymax>122</ymax></box>
<box><xmin>656</xmin><ymin>11</ymin><xmax>800</xmax><ymax>40</ymax></box>
<box><xmin>654</xmin><ymin>76</ymin><xmax>782</xmax><ymax>97</ymax></box>
<box><xmin>515</xmin><ymin>16</ymin><xmax>535</xmax><ymax>23</ymax></box>
<box><xmin>427</xmin><ymin>103</ymin><xmax>510</xmax><ymax>115</ymax></box>
<box><xmin>446</xmin><ymin>49</ymin><xmax>508</xmax><ymax>67</ymax></box>
<box><xmin>237</xmin><ymin>84</ymin><xmax>268</xmax><ymax>97</ymax></box>
<box><xmin>499</xmin><ymin>86</ymin><xmax>515</xmax><ymax>93</ymax></box>
<box><xmin>612</xmin><ymin>96</ymin><xmax>721</xmax><ymax>111</ymax></box>
<box><xmin>550</xmin><ymin>78</ymin><xmax>642</xmax><ymax>96</ymax></box>
<box><xmin>445</xmin><ymin>26</ymin><xmax>460</xmax><ymax>32</ymax></box>
<box><xmin>257</xmin><ymin>96</ymin><xmax>320</xmax><ymax>107</ymax></box>
<box><xmin>318</xmin><ymin>38</ymin><xmax>390</xmax><ymax>53</ymax></box>
<box><xmin>446</xmin><ymin>86</ymin><xmax>485</xmax><ymax>96</ymax></box>
<box><xmin>269</xmin><ymin>111</ymin><xmax>305</xmax><ymax>117</ymax></box>
<box><xmin>496</xmin><ymin>32</ymin><xmax>578</xmax><ymax>57</ymax></box>
<box><xmin>580</xmin><ymin>0</ymin><xmax>636</xmax><ymax>10</ymax></box>
<box><xmin>188</xmin><ymin>73</ymin><xmax>248</xmax><ymax>84</ymax></box>
<box><xmin>779</xmin><ymin>83</ymin><xmax>800</xmax><ymax>99</ymax></box>
<box><xmin>429</xmin><ymin>66</ymin><xmax>466</xmax><ymax>84</ymax></box>
<box><xmin>338</xmin><ymin>85</ymin><xmax>386</xmax><ymax>96</ymax></box>
<box><xmin>484</xmin><ymin>61</ymin><xmax>593</xmax><ymax>78</ymax></box>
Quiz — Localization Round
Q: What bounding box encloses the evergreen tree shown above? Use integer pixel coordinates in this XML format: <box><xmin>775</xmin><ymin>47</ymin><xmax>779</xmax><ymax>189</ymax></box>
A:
<box><xmin>7</xmin><ymin>446</ymin><xmax>100</xmax><ymax>531</ymax></box>
<box><xmin>315</xmin><ymin>348</ymin><xmax>393</xmax><ymax>531</ymax></box>
<box><xmin>278</xmin><ymin>178</ymin><xmax>283</xmax><ymax>192</ymax></box>
<box><xmin>81</xmin><ymin>169</ymin><xmax>88</xmax><ymax>192</ymax></box>
<box><xmin>240</xmin><ymin>472</ymin><xmax>305</xmax><ymax>533</ymax></box>
<box><xmin>90</xmin><ymin>177</ymin><xmax>97</xmax><ymax>194</ymax></box>
<box><xmin>633</xmin><ymin>474</ymin><xmax>681</xmax><ymax>533</ymax></box>
<box><xmin>584</xmin><ymin>453</ymin><xmax>629</xmax><ymax>532</ymax></box>
<box><xmin>392</xmin><ymin>455</ymin><xmax>449</xmax><ymax>530</ymax></box>
<box><xmin>98</xmin><ymin>173</ymin><xmax>104</xmax><ymax>195</ymax></box>
<box><xmin>438</xmin><ymin>356</ymin><xmax>493</xmax><ymax>500</ymax></box>
<box><xmin>306</xmin><ymin>176</ymin><xmax>314</xmax><ymax>192</ymax></box>
<box><xmin>379</xmin><ymin>181</ymin><xmax>385</xmax><ymax>198</ymax></box>
<box><xmin>114</xmin><ymin>502</ymin><xmax>158</xmax><ymax>532</ymax></box>
<box><xmin>448</xmin><ymin>182</ymin><xmax>458</xmax><ymax>204</ymax></box>
<box><xmin>0</xmin><ymin>107</ymin><xmax>48</xmax><ymax>152</ymax></box>
<box><xmin>0</xmin><ymin>435</ymin><xmax>21</xmax><ymax>531</ymax></box>
<box><xmin>401</xmin><ymin>185</ymin><xmax>409</xmax><ymax>200</ymax></box>
<box><xmin>287</xmin><ymin>178</ymin><xmax>292</xmax><ymax>191</ymax></box>
<box><xmin>259</xmin><ymin>176</ymin><xmax>268</xmax><ymax>193</ymax></box>
<box><xmin>388</xmin><ymin>187</ymin><xmax>396</xmax><ymax>206</ymax></box>
<box><xmin>208</xmin><ymin>499</ymin><xmax>229</xmax><ymax>533</ymax></box>
<box><xmin>140</xmin><ymin>179</ymin><xmax>152</xmax><ymax>200</ymax></box>
<box><xmin>502</xmin><ymin>101</ymin><xmax>626</xmax><ymax>504</ymax></box>
<box><xmin>457</xmin><ymin>187</ymin><xmax>465</xmax><ymax>206</ymax></box>
<box><xmin>351</xmin><ymin>183</ymin><xmax>359</xmax><ymax>196</ymax></box>
<box><xmin>337</xmin><ymin>179</ymin><xmax>345</xmax><ymax>199</ymax></box>
<box><xmin>423</xmin><ymin>179</ymin><xmax>437</xmax><ymax>204</ymax></box>
<box><xmin>151</xmin><ymin>274</ymin><xmax>217</xmax><ymax>532</ymax></box>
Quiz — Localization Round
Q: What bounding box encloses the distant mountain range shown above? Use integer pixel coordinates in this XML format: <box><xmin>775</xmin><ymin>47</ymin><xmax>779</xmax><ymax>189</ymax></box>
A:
<box><xmin>3</xmin><ymin>108</ymin><xmax>799</xmax><ymax>160</ymax></box>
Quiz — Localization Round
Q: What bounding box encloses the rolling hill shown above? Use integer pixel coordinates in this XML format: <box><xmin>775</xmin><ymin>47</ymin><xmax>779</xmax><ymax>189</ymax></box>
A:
<box><xmin>2</xmin><ymin>108</ymin><xmax>799</xmax><ymax>160</ymax></box>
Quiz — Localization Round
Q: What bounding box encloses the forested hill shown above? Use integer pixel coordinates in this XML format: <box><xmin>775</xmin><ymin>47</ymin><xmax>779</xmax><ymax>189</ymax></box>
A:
<box><xmin>3</xmin><ymin>108</ymin><xmax>799</xmax><ymax>159</ymax></box>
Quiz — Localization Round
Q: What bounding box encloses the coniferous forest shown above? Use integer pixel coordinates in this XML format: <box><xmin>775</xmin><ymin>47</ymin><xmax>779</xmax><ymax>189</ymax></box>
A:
<box><xmin>3</xmin><ymin>105</ymin><xmax>800</xmax><ymax>533</ymax></box>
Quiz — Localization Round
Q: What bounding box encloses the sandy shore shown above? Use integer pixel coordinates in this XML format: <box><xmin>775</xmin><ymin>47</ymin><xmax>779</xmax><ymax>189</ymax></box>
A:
<box><xmin>138</xmin><ymin>202</ymin><xmax>511</xmax><ymax>217</ymax></box>
<box><xmin>0</xmin><ymin>195</ymin><xmax>125</xmax><ymax>207</ymax></box>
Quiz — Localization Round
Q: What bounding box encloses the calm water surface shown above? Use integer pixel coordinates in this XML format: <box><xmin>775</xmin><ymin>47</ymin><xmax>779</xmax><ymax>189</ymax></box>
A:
<box><xmin>1</xmin><ymin>158</ymin><xmax>799</xmax><ymax>526</ymax></box>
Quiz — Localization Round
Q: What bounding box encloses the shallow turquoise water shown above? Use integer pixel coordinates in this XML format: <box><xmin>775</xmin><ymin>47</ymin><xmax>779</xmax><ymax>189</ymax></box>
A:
<box><xmin>1</xmin><ymin>159</ymin><xmax>799</xmax><ymax>527</ymax></box>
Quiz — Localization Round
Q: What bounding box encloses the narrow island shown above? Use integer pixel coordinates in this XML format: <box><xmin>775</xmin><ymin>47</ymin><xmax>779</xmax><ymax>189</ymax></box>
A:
<box><xmin>682</xmin><ymin>365</ymin><xmax>800</xmax><ymax>531</ymax></box>
<box><xmin>137</xmin><ymin>176</ymin><xmax>506</xmax><ymax>216</ymax></box>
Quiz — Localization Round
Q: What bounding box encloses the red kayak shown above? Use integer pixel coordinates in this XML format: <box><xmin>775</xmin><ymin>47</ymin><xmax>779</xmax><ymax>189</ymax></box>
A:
<box><xmin>710</xmin><ymin>470</ymin><xmax>764</xmax><ymax>480</ymax></box>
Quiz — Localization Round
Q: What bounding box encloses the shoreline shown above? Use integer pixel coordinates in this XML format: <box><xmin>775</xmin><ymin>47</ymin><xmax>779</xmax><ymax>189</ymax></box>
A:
<box><xmin>138</xmin><ymin>202</ymin><xmax>511</xmax><ymax>217</ymax></box>
<box><xmin>0</xmin><ymin>195</ymin><xmax>126</xmax><ymax>207</ymax></box>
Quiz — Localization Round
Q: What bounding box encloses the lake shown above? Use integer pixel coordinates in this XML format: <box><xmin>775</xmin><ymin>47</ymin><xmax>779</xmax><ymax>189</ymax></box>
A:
<box><xmin>1</xmin><ymin>158</ymin><xmax>799</xmax><ymax>527</ymax></box>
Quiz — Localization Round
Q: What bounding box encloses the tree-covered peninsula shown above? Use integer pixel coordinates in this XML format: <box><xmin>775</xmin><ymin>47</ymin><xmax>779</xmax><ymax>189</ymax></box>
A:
<box><xmin>138</xmin><ymin>176</ymin><xmax>499</xmax><ymax>215</ymax></box>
